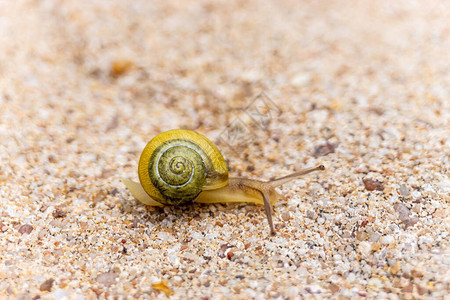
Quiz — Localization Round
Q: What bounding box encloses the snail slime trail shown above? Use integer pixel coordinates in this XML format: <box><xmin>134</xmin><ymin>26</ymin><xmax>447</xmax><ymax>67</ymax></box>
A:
<box><xmin>122</xmin><ymin>129</ymin><xmax>325</xmax><ymax>235</ymax></box>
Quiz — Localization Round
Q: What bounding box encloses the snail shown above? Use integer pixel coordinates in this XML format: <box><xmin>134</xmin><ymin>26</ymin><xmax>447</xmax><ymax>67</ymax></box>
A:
<box><xmin>122</xmin><ymin>129</ymin><xmax>325</xmax><ymax>235</ymax></box>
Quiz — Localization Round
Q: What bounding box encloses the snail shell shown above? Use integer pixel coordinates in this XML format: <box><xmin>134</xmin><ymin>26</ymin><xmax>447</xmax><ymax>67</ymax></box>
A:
<box><xmin>137</xmin><ymin>129</ymin><xmax>228</xmax><ymax>205</ymax></box>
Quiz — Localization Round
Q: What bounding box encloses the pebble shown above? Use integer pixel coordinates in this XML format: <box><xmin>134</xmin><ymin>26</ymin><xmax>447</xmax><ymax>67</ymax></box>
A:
<box><xmin>394</xmin><ymin>203</ymin><xmax>410</xmax><ymax>220</ymax></box>
<box><xmin>52</xmin><ymin>209</ymin><xmax>67</xmax><ymax>219</ymax></box>
<box><xmin>50</xmin><ymin>288</ymin><xmax>69</xmax><ymax>300</ymax></box>
<box><xmin>18</xmin><ymin>224</ymin><xmax>33</xmax><ymax>235</ymax></box>
<box><xmin>358</xmin><ymin>241</ymin><xmax>372</xmax><ymax>257</ymax></box>
<box><xmin>368</xmin><ymin>233</ymin><xmax>381</xmax><ymax>242</ymax></box>
<box><xmin>381</xmin><ymin>235</ymin><xmax>394</xmax><ymax>245</ymax></box>
<box><xmin>96</xmin><ymin>272</ymin><xmax>118</xmax><ymax>287</ymax></box>
<box><xmin>393</xmin><ymin>203</ymin><xmax>419</xmax><ymax>228</ymax></box>
<box><xmin>399</xmin><ymin>184</ymin><xmax>410</xmax><ymax>197</ymax></box>
<box><xmin>411</xmin><ymin>190</ymin><xmax>422</xmax><ymax>200</ymax></box>
<box><xmin>362</xmin><ymin>178</ymin><xmax>384</xmax><ymax>191</ymax></box>
<box><xmin>306</xmin><ymin>210</ymin><xmax>317</xmax><ymax>220</ymax></box>
<box><xmin>281</xmin><ymin>211</ymin><xmax>290</xmax><ymax>221</ymax></box>
<box><xmin>39</xmin><ymin>278</ymin><xmax>55</xmax><ymax>292</ymax></box>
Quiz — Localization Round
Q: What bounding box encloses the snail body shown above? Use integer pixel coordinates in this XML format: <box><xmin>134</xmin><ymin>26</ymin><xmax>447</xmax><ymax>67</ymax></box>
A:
<box><xmin>122</xmin><ymin>129</ymin><xmax>324</xmax><ymax>235</ymax></box>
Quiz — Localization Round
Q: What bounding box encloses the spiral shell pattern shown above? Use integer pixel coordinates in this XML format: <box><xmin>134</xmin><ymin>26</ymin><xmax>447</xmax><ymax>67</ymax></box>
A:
<box><xmin>138</xmin><ymin>130</ymin><xmax>229</xmax><ymax>205</ymax></box>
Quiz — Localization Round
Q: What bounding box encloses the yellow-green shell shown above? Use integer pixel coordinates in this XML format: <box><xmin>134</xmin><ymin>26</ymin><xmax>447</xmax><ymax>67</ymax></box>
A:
<box><xmin>138</xmin><ymin>129</ymin><xmax>229</xmax><ymax>205</ymax></box>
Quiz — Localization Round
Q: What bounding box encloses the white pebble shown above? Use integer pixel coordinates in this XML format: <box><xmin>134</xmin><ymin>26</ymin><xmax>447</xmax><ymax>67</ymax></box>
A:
<box><xmin>381</xmin><ymin>235</ymin><xmax>394</xmax><ymax>245</ymax></box>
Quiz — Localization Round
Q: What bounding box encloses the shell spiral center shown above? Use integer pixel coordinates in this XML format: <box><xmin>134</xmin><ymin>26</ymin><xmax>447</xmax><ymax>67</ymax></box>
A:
<box><xmin>150</xmin><ymin>143</ymin><xmax>207</xmax><ymax>204</ymax></box>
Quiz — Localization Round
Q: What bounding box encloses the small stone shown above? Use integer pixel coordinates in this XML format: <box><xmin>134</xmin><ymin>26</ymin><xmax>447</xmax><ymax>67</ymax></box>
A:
<box><xmin>416</xmin><ymin>284</ymin><xmax>427</xmax><ymax>295</ymax></box>
<box><xmin>362</xmin><ymin>178</ymin><xmax>384</xmax><ymax>191</ymax></box>
<box><xmin>96</xmin><ymin>272</ymin><xmax>118</xmax><ymax>287</ymax></box>
<box><xmin>328</xmin><ymin>283</ymin><xmax>340</xmax><ymax>294</ymax></box>
<box><xmin>368</xmin><ymin>278</ymin><xmax>382</xmax><ymax>288</ymax></box>
<box><xmin>389</xmin><ymin>261</ymin><xmax>401</xmax><ymax>275</ymax></box>
<box><xmin>110</xmin><ymin>59</ymin><xmax>134</xmax><ymax>76</ymax></box>
<box><xmin>403</xmin><ymin>216</ymin><xmax>419</xmax><ymax>229</ymax></box>
<box><xmin>40</xmin><ymin>278</ymin><xmax>55</xmax><ymax>292</ymax></box>
<box><xmin>305</xmin><ymin>284</ymin><xmax>322</xmax><ymax>294</ymax></box>
<box><xmin>394</xmin><ymin>203</ymin><xmax>410</xmax><ymax>220</ymax></box>
<box><xmin>52</xmin><ymin>209</ymin><xmax>67</xmax><ymax>219</ymax></box>
<box><xmin>356</xmin><ymin>231</ymin><xmax>367</xmax><ymax>241</ymax></box>
<box><xmin>381</xmin><ymin>235</ymin><xmax>394</xmax><ymax>245</ymax></box>
<box><xmin>369</xmin><ymin>232</ymin><xmax>381</xmax><ymax>242</ymax></box>
<box><xmin>402</xmin><ymin>282</ymin><xmax>414</xmax><ymax>293</ymax></box>
<box><xmin>306</xmin><ymin>210</ymin><xmax>317</xmax><ymax>220</ymax></box>
<box><xmin>399</xmin><ymin>184</ymin><xmax>410</xmax><ymax>197</ymax></box>
<box><xmin>151</xmin><ymin>279</ymin><xmax>174</xmax><ymax>296</ymax></box>
<box><xmin>51</xmin><ymin>288</ymin><xmax>68</xmax><ymax>300</ymax></box>
<box><xmin>371</xmin><ymin>242</ymin><xmax>381</xmax><ymax>251</ymax></box>
<box><xmin>218</xmin><ymin>244</ymin><xmax>231</xmax><ymax>259</ymax></box>
<box><xmin>281</xmin><ymin>211</ymin><xmax>290</xmax><ymax>222</ymax></box>
<box><xmin>18</xmin><ymin>224</ymin><xmax>33</xmax><ymax>234</ymax></box>
<box><xmin>411</xmin><ymin>269</ymin><xmax>423</xmax><ymax>278</ymax></box>
<box><xmin>0</xmin><ymin>222</ymin><xmax>5</xmax><ymax>232</ymax></box>
<box><xmin>312</xmin><ymin>141</ymin><xmax>338</xmax><ymax>158</ymax></box>
<box><xmin>393</xmin><ymin>203</ymin><xmax>419</xmax><ymax>228</ymax></box>
<box><xmin>358</xmin><ymin>241</ymin><xmax>371</xmax><ymax>257</ymax></box>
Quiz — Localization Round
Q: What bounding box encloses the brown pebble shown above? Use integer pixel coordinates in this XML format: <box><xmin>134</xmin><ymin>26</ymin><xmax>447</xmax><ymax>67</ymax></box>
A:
<box><xmin>106</xmin><ymin>114</ymin><xmax>119</xmax><ymax>132</ymax></box>
<box><xmin>18</xmin><ymin>224</ymin><xmax>33</xmax><ymax>234</ymax></box>
<box><xmin>356</xmin><ymin>231</ymin><xmax>367</xmax><ymax>241</ymax></box>
<box><xmin>388</xmin><ymin>261</ymin><xmax>401</xmax><ymax>275</ymax></box>
<box><xmin>52</xmin><ymin>209</ymin><xmax>67</xmax><ymax>218</ymax></box>
<box><xmin>402</xmin><ymin>282</ymin><xmax>414</xmax><ymax>293</ymax></box>
<box><xmin>394</xmin><ymin>203</ymin><xmax>410</xmax><ymax>220</ymax></box>
<box><xmin>0</xmin><ymin>222</ymin><xmax>5</xmax><ymax>232</ymax></box>
<box><xmin>416</xmin><ymin>284</ymin><xmax>427</xmax><ymax>295</ymax></box>
<box><xmin>39</xmin><ymin>205</ymin><xmax>48</xmax><ymax>213</ymax></box>
<box><xmin>329</xmin><ymin>283</ymin><xmax>340</xmax><ymax>294</ymax></box>
<box><xmin>281</xmin><ymin>211</ymin><xmax>290</xmax><ymax>222</ymax></box>
<box><xmin>362</xmin><ymin>178</ymin><xmax>384</xmax><ymax>191</ymax></box>
<box><xmin>96</xmin><ymin>272</ymin><xmax>118</xmax><ymax>287</ymax></box>
<box><xmin>91</xmin><ymin>287</ymin><xmax>103</xmax><ymax>297</ymax></box>
<box><xmin>411</xmin><ymin>269</ymin><xmax>423</xmax><ymax>278</ymax></box>
<box><xmin>39</xmin><ymin>278</ymin><xmax>54</xmax><ymax>292</ymax></box>
<box><xmin>111</xmin><ymin>60</ymin><xmax>133</xmax><ymax>76</ymax></box>
<box><xmin>227</xmin><ymin>251</ymin><xmax>234</xmax><ymax>260</ymax></box>
<box><xmin>402</xmin><ymin>216</ymin><xmax>419</xmax><ymax>229</ymax></box>
<box><xmin>312</xmin><ymin>141</ymin><xmax>338</xmax><ymax>158</ymax></box>
<box><xmin>306</xmin><ymin>210</ymin><xmax>317</xmax><ymax>220</ymax></box>
<box><xmin>394</xmin><ymin>203</ymin><xmax>419</xmax><ymax>228</ymax></box>
<box><xmin>219</xmin><ymin>244</ymin><xmax>231</xmax><ymax>258</ymax></box>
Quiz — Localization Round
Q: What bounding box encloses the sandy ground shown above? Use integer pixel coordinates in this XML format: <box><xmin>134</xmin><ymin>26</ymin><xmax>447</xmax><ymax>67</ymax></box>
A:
<box><xmin>0</xmin><ymin>0</ymin><xmax>449</xmax><ymax>299</ymax></box>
